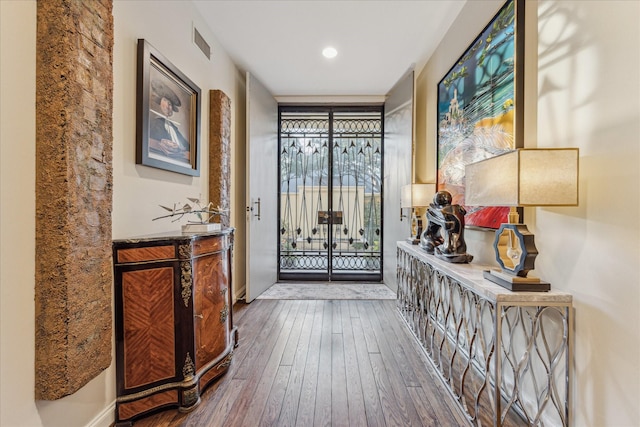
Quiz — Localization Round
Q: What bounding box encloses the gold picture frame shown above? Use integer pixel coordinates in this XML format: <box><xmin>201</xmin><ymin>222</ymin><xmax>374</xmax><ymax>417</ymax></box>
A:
<box><xmin>136</xmin><ymin>39</ymin><xmax>201</xmax><ymax>176</ymax></box>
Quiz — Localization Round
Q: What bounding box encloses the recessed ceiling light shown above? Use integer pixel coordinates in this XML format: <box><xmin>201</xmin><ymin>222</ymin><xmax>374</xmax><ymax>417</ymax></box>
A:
<box><xmin>322</xmin><ymin>47</ymin><xmax>338</xmax><ymax>59</ymax></box>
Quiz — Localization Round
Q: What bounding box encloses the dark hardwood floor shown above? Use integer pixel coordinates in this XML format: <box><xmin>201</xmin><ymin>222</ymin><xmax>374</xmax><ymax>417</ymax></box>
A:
<box><xmin>132</xmin><ymin>299</ymin><xmax>470</xmax><ymax>426</ymax></box>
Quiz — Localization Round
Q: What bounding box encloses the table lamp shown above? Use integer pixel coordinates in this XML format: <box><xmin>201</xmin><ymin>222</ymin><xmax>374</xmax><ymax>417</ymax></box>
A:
<box><xmin>465</xmin><ymin>148</ymin><xmax>579</xmax><ymax>291</ymax></box>
<box><xmin>401</xmin><ymin>183</ymin><xmax>436</xmax><ymax>244</ymax></box>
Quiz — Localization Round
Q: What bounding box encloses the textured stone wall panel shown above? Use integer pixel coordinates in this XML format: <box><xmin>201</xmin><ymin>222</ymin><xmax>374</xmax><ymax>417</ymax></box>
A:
<box><xmin>35</xmin><ymin>0</ymin><xmax>114</xmax><ymax>400</ymax></box>
<box><xmin>209</xmin><ymin>90</ymin><xmax>232</xmax><ymax>227</ymax></box>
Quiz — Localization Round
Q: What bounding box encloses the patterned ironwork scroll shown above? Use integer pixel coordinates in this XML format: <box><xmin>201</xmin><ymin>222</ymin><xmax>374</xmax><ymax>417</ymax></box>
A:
<box><xmin>396</xmin><ymin>244</ymin><xmax>571</xmax><ymax>426</ymax></box>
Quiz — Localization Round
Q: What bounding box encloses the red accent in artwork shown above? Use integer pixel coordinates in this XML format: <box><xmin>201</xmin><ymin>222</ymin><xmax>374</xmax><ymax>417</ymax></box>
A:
<box><xmin>464</xmin><ymin>206</ymin><xmax>510</xmax><ymax>229</ymax></box>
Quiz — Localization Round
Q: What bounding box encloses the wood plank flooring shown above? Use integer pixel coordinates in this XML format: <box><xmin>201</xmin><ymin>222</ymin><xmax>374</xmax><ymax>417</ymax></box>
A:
<box><xmin>132</xmin><ymin>299</ymin><xmax>470</xmax><ymax>426</ymax></box>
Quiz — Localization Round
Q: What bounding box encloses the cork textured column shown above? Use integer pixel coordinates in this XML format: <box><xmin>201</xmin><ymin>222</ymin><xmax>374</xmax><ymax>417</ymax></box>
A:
<box><xmin>35</xmin><ymin>0</ymin><xmax>114</xmax><ymax>400</ymax></box>
<box><xmin>209</xmin><ymin>90</ymin><xmax>232</xmax><ymax>227</ymax></box>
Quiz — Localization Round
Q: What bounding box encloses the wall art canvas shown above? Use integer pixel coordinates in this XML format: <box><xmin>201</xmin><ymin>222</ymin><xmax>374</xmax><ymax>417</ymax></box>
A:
<box><xmin>136</xmin><ymin>39</ymin><xmax>201</xmax><ymax>176</ymax></box>
<box><xmin>437</xmin><ymin>0</ymin><xmax>524</xmax><ymax>228</ymax></box>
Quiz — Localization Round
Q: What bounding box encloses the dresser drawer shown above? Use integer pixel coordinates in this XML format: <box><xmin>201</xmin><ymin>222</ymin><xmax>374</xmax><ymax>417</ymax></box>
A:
<box><xmin>116</xmin><ymin>245</ymin><xmax>175</xmax><ymax>264</ymax></box>
<box><xmin>192</xmin><ymin>235</ymin><xmax>228</xmax><ymax>256</ymax></box>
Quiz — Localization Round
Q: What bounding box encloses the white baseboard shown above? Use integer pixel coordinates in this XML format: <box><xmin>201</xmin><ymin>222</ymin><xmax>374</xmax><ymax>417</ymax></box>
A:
<box><xmin>85</xmin><ymin>401</ymin><xmax>115</xmax><ymax>427</ymax></box>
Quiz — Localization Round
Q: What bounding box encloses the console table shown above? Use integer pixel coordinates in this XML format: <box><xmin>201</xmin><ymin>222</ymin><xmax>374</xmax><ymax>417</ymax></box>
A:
<box><xmin>112</xmin><ymin>229</ymin><xmax>237</xmax><ymax>425</ymax></box>
<box><xmin>396</xmin><ymin>241</ymin><xmax>572</xmax><ymax>427</ymax></box>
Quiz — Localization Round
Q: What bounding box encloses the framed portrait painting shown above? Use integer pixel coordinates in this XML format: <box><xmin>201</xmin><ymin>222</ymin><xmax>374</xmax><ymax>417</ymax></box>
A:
<box><xmin>436</xmin><ymin>0</ymin><xmax>524</xmax><ymax>228</ymax></box>
<box><xmin>136</xmin><ymin>39</ymin><xmax>201</xmax><ymax>176</ymax></box>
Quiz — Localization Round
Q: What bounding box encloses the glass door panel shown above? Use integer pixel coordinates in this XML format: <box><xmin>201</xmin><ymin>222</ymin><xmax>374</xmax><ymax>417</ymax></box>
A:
<box><xmin>330</xmin><ymin>111</ymin><xmax>382</xmax><ymax>280</ymax></box>
<box><xmin>278</xmin><ymin>107</ymin><xmax>382</xmax><ymax>281</ymax></box>
<box><xmin>279</xmin><ymin>111</ymin><xmax>330</xmax><ymax>278</ymax></box>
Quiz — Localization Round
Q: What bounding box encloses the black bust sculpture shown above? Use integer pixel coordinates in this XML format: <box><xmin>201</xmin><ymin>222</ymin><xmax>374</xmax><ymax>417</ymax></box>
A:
<box><xmin>420</xmin><ymin>190</ymin><xmax>473</xmax><ymax>263</ymax></box>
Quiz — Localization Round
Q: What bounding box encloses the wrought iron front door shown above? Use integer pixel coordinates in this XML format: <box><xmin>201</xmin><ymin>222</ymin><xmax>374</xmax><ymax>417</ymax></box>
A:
<box><xmin>278</xmin><ymin>106</ymin><xmax>383</xmax><ymax>281</ymax></box>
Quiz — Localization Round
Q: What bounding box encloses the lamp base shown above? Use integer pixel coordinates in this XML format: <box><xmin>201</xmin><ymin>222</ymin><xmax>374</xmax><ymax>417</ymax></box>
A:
<box><xmin>483</xmin><ymin>270</ymin><xmax>550</xmax><ymax>292</ymax></box>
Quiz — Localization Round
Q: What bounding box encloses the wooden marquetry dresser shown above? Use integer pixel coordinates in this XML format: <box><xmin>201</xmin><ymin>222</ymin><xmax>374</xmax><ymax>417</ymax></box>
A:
<box><xmin>112</xmin><ymin>229</ymin><xmax>237</xmax><ymax>425</ymax></box>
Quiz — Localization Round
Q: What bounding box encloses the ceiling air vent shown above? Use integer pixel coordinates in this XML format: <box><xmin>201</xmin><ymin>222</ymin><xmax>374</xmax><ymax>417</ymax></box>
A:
<box><xmin>193</xmin><ymin>26</ymin><xmax>211</xmax><ymax>60</ymax></box>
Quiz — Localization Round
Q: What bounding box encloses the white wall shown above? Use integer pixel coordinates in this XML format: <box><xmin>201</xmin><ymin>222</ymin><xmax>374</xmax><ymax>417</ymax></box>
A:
<box><xmin>383</xmin><ymin>71</ymin><xmax>414</xmax><ymax>290</ymax></box>
<box><xmin>112</xmin><ymin>1</ymin><xmax>247</xmax><ymax>299</ymax></box>
<box><xmin>1</xmin><ymin>1</ymin><xmax>42</xmax><ymax>426</ymax></box>
<box><xmin>417</xmin><ymin>1</ymin><xmax>640</xmax><ymax>425</ymax></box>
<box><xmin>112</xmin><ymin>0</ymin><xmax>245</xmax><ymax>241</ymax></box>
<box><xmin>0</xmin><ymin>1</ymin><xmax>245</xmax><ymax>426</ymax></box>
<box><xmin>536</xmin><ymin>2</ymin><xmax>639</xmax><ymax>425</ymax></box>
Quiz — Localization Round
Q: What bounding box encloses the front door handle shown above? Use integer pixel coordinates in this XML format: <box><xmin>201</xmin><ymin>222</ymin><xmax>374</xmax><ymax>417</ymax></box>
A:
<box><xmin>252</xmin><ymin>198</ymin><xmax>261</xmax><ymax>220</ymax></box>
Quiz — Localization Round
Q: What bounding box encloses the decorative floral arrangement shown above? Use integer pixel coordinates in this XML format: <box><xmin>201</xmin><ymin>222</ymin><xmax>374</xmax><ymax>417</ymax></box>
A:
<box><xmin>153</xmin><ymin>197</ymin><xmax>228</xmax><ymax>224</ymax></box>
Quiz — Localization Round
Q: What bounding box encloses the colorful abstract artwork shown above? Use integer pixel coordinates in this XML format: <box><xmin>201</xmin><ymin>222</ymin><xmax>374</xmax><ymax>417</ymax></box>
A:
<box><xmin>437</xmin><ymin>0</ymin><xmax>524</xmax><ymax>229</ymax></box>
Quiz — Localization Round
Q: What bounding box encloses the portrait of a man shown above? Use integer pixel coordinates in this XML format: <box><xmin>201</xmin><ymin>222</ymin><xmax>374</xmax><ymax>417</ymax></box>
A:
<box><xmin>148</xmin><ymin>73</ymin><xmax>191</xmax><ymax>165</ymax></box>
<box><xmin>136</xmin><ymin>39</ymin><xmax>200</xmax><ymax>176</ymax></box>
